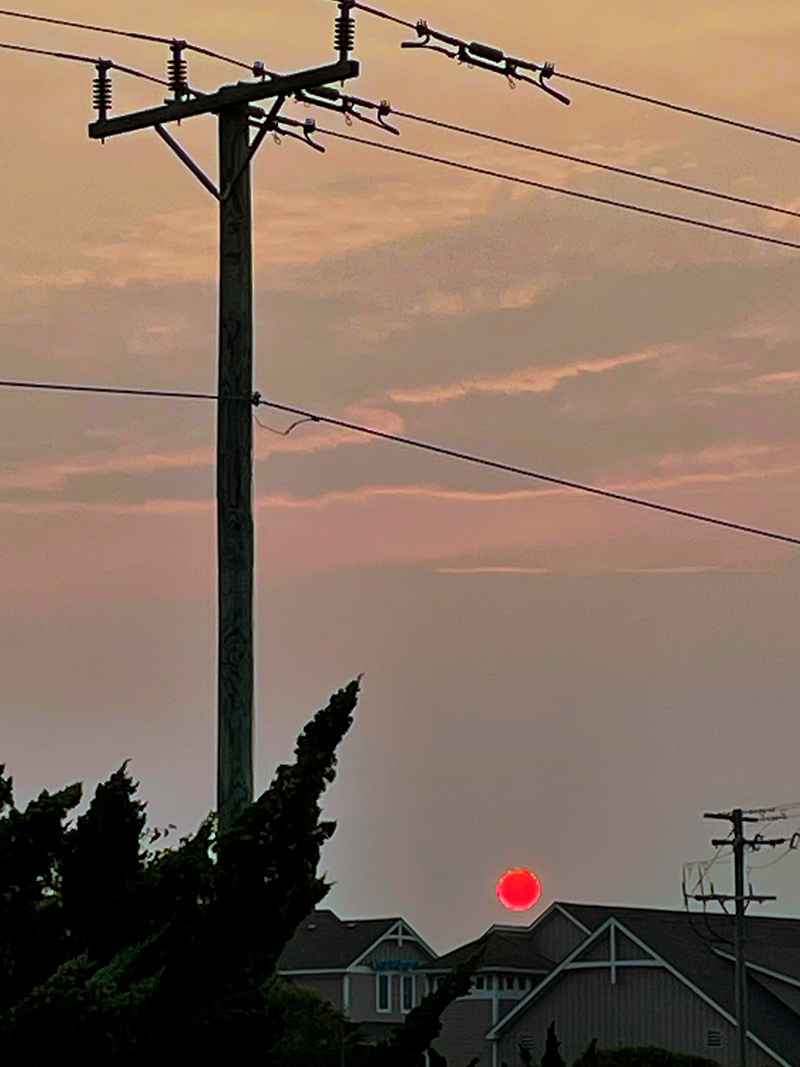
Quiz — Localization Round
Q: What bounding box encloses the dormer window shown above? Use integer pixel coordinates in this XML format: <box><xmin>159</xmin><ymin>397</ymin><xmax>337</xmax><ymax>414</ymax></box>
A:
<box><xmin>376</xmin><ymin>974</ymin><xmax>391</xmax><ymax>1012</ymax></box>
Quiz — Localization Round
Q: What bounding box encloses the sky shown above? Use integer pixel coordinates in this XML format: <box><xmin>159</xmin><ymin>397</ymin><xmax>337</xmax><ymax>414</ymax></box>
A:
<box><xmin>2</xmin><ymin>0</ymin><xmax>800</xmax><ymax>954</ymax></box>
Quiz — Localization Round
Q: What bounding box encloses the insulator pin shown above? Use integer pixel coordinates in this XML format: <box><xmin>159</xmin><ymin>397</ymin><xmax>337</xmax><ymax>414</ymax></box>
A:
<box><xmin>168</xmin><ymin>41</ymin><xmax>189</xmax><ymax>99</ymax></box>
<box><xmin>93</xmin><ymin>62</ymin><xmax>112</xmax><ymax>121</ymax></box>
<box><xmin>334</xmin><ymin>1</ymin><xmax>356</xmax><ymax>58</ymax></box>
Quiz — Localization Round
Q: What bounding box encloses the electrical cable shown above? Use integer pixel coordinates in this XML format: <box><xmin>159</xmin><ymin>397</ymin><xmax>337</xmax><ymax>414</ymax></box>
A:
<box><xmin>0</xmin><ymin>7</ymin><xmax>172</xmax><ymax>43</ymax></box>
<box><xmin>0</xmin><ymin>39</ymin><xmax>169</xmax><ymax>85</ymax></box>
<box><xmin>252</xmin><ymin>396</ymin><xmax>800</xmax><ymax>548</ymax></box>
<box><xmin>0</xmin><ymin>8</ymin><xmax>261</xmax><ymax>72</ymax></box>
<box><xmin>348</xmin><ymin>1</ymin><xmax>800</xmax><ymax>148</ymax></box>
<box><xmin>0</xmin><ymin>379</ymin><xmax>222</xmax><ymax>402</ymax></box>
<box><xmin>554</xmin><ymin>71</ymin><xmax>800</xmax><ymax>149</ymax></box>
<box><xmin>314</xmin><ymin>125</ymin><xmax>800</xmax><ymax>253</ymax></box>
<box><xmin>389</xmin><ymin>108</ymin><xmax>800</xmax><ymax>221</ymax></box>
<box><xmin>1</xmin><ymin>378</ymin><xmax>799</xmax><ymax>548</ymax></box>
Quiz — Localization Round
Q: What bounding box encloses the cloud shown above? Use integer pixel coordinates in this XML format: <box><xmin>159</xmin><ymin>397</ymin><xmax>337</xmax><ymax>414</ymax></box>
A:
<box><xmin>388</xmin><ymin>348</ymin><xmax>660</xmax><ymax>405</ymax></box>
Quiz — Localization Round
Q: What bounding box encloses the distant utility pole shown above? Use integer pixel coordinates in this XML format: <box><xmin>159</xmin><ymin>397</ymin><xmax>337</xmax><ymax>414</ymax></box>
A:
<box><xmin>690</xmin><ymin>809</ymin><xmax>787</xmax><ymax>1067</ymax></box>
<box><xmin>87</xmin><ymin>5</ymin><xmax>359</xmax><ymax>832</ymax></box>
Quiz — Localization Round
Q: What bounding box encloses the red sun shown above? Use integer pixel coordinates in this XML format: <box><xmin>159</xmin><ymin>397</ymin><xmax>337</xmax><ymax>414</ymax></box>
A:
<box><xmin>496</xmin><ymin>868</ymin><xmax>542</xmax><ymax>912</ymax></box>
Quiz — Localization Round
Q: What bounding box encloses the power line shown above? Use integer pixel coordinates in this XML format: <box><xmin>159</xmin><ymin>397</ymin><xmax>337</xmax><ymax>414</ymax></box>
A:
<box><xmin>389</xmin><ymin>108</ymin><xmax>800</xmax><ymax>221</ymax></box>
<box><xmin>253</xmin><ymin>397</ymin><xmax>800</xmax><ymax>548</ymax></box>
<box><xmin>0</xmin><ymin>379</ymin><xmax>221</xmax><ymax>402</ymax></box>
<box><xmin>555</xmin><ymin>71</ymin><xmax>800</xmax><ymax>149</ymax></box>
<box><xmin>1</xmin><ymin>378</ymin><xmax>799</xmax><ymax>548</ymax></box>
<box><xmin>314</xmin><ymin>126</ymin><xmax>800</xmax><ymax>253</ymax></box>
<box><xmin>0</xmin><ymin>39</ymin><xmax>168</xmax><ymax>85</ymax></box>
<box><xmin>348</xmin><ymin>0</ymin><xmax>800</xmax><ymax>148</ymax></box>
<box><xmin>0</xmin><ymin>8</ymin><xmax>259</xmax><ymax>72</ymax></box>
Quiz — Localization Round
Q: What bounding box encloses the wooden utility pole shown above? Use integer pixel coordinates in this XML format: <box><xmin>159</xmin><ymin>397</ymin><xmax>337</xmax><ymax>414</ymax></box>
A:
<box><xmin>88</xmin><ymin>28</ymin><xmax>359</xmax><ymax>832</ymax></box>
<box><xmin>217</xmin><ymin>102</ymin><xmax>255</xmax><ymax>831</ymax></box>
<box><xmin>694</xmin><ymin>808</ymin><xmax>786</xmax><ymax>1067</ymax></box>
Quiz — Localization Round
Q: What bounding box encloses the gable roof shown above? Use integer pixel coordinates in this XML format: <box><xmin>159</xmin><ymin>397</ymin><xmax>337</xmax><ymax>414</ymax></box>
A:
<box><xmin>424</xmin><ymin>925</ymin><xmax>554</xmax><ymax>973</ymax></box>
<box><xmin>279</xmin><ymin>909</ymin><xmax>435</xmax><ymax>971</ymax></box>
<box><xmin>488</xmin><ymin>902</ymin><xmax>800</xmax><ymax>1067</ymax></box>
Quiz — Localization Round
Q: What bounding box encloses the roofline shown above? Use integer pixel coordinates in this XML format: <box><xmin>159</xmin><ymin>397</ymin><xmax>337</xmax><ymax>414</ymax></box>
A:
<box><xmin>485</xmin><ymin>915</ymin><xmax>794</xmax><ymax>1067</ymax></box>
<box><xmin>349</xmin><ymin>917</ymin><xmax>436</xmax><ymax>968</ymax></box>
<box><xmin>712</xmin><ymin>948</ymin><xmax>800</xmax><ymax>991</ymax></box>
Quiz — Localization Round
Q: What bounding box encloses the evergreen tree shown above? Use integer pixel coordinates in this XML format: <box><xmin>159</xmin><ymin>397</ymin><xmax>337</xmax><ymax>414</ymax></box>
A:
<box><xmin>0</xmin><ymin>679</ymin><xmax>475</xmax><ymax>1065</ymax></box>
<box><xmin>574</xmin><ymin>1038</ymin><xmax>599</xmax><ymax>1067</ymax></box>
<box><xmin>542</xmin><ymin>1022</ymin><xmax>566</xmax><ymax>1067</ymax></box>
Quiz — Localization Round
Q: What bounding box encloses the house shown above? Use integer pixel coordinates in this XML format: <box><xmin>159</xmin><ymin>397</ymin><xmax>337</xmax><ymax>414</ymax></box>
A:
<box><xmin>427</xmin><ymin>902</ymin><xmax>800</xmax><ymax>1067</ymax></box>
<box><xmin>278</xmin><ymin>908</ymin><xmax>436</xmax><ymax>1040</ymax></box>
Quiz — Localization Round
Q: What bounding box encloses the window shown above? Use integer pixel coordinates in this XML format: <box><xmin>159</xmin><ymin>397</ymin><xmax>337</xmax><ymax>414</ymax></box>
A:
<box><xmin>506</xmin><ymin>976</ymin><xmax>515</xmax><ymax>990</ymax></box>
<box><xmin>707</xmin><ymin>1032</ymin><xmax>722</xmax><ymax>1049</ymax></box>
<box><xmin>518</xmin><ymin>977</ymin><xmax>527</xmax><ymax>990</ymax></box>
<box><xmin>475</xmin><ymin>976</ymin><xmax>485</xmax><ymax>990</ymax></box>
<box><xmin>377</xmin><ymin>974</ymin><xmax>391</xmax><ymax>1013</ymax></box>
<box><xmin>486</xmin><ymin>975</ymin><xmax>494</xmax><ymax>990</ymax></box>
<box><xmin>402</xmin><ymin>975</ymin><xmax>414</xmax><ymax>1013</ymax></box>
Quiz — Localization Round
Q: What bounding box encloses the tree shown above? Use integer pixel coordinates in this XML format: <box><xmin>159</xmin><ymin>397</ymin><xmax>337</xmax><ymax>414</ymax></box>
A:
<box><xmin>574</xmin><ymin>1038</ymin><xmax>599</xmax><ymax>1067</ymax></box>
<box><xmin>542</xmin><ymin>1022</ymin><xmax>566</xmax><ymax>1067</ymax></box>
<box><xmin>0</xmin><ymin>680</ymin><xmax>475</xmax><ymax>1065</ymax></box>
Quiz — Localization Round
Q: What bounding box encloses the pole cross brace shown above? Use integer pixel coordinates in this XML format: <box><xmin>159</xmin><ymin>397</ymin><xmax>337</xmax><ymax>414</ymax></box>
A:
<box><xmin>154</xmin><ymin>124</ymin><xmax>220</xmax><ymax>198</ymax></box>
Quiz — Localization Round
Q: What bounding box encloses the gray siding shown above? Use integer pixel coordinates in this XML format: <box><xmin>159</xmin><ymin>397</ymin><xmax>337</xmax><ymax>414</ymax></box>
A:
<box><xmin>751</xmin><ymin>972</ymin><xmax>800</xmax><ymax>1016</ymax></box>
<box><xmin>498</xmin><ymin>965</ymin><xmax>785</xmax><ymax>1066</ymax></box>
<box><xmin>289</xmin><ymin>973</ymin><xmax>343</xmax><ymax>1010</ymax></box>
<box><xmin>435</xmin><ymin>997</ymin><xmax>494</xmax><ymax>1067</ymax></box>
<box><xmin>530</xmin><ymin>909</ymin><xmax>588</xmax><ymax>963</ymax></box>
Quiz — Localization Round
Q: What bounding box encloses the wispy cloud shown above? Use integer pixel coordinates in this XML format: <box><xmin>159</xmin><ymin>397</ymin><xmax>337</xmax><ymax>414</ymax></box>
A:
<box><xmin>388</xmin><ymin>349</ymin><xmax>659</xmax><ymax>405</ymax></box>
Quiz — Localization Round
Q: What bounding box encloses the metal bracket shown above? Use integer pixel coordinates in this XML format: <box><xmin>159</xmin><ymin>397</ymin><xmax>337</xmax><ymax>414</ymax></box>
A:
<box><xmin>220</xmin><ymin>96</ymin><xmax>286</xmax><ymax>201</ymax></box>
<box><xmin>154</xmin><ymin>124</ymin><xmax>219</xmax><ymax>198</ymax></box>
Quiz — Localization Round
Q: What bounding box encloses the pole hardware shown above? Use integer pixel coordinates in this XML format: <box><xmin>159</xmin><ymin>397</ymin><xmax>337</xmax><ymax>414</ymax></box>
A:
<box><xmin>335</xmin><ymin>0</ymin><xmax>357</xmax><ymax>61</ymax></box>
<box><xmin>154</xmin><ymin>123</ymin><xmax>220</xmax><ymax>198</ymax></box>
<box><xmin>92</xmin><ymin>59</ymin><xmax>113</xmax><ymax>124</ymax></box>
<box><xmin>297</xmin><ymin>85</ymin><xmax>400</xmax><ymax>134</ymax></box>
<box><xmin>168</xmin><ymin>39</ymin><xmax>190</xmax><ymax>100</ymax></box>
<box><xmin>401</xmin><ymin>19</ymin><xmax>569</xmax><ymax>104</ymax></box>
<box><xmin>690</xmin><ymin>809</ymin><xmax>787</xmax><ymax>1067</ymax></box>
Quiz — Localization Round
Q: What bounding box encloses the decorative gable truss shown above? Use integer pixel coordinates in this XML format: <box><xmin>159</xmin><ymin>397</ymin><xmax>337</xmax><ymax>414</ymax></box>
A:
<box><xmin>485</xmin><ymin>916</ymin><xmax>794</xmax><ymax>1067</ymax></box>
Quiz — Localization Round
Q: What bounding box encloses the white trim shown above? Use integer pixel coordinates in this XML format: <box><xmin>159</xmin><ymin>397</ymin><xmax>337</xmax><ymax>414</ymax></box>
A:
<box><xmin>486</xmin><ymin>917</ymin><xmax>619</xmax><ymax>1038</ymax></box>
<box><xmin>350</xmin><ymin>918</ymin><xmax>437</xmax><ymax>968</ymax></box>
<box><xmin>280</xmin><ymin>967</ymin><xmax>346</xmax><ymax>975</ymax></box>
<box><xmin>343</xmin><ymin>973</ymin><xmax>351</xmax><ymax>1014</ymax></box>
<box><xmin>712</xmin><ymin>949</ymin><xmax>800</xmax><ymax>991</ymax></box>
<box><xmin>567</xmin><ymin>959</ymin><xmax>661</xmax><ymax>970</ymax></box>
<box><xmin>607</xmin><ymin>923</ymin><xmax>794</xmax><ymax>1067</ymax></box>
<box><xmin>485</xmin><ymin>914</ymin><xmax>793</xmax><ymax>1067</ymax></box>
<box><xmin>610</xmin><ymin>921</ymin><xmax>617</xmax><ymax>986</ymax></box>
<box><xmin>376</xmin><ymin>972</ymin><xmax>392</xmax><ymax>1013</ymax></box>
<box><xmin>554</xmin><ymin>903</ymin><xmax>592</xmax><ymax>935</ymax></box>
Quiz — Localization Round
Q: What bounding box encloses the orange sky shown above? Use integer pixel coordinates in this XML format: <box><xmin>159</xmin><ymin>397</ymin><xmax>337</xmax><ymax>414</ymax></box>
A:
<box><xmin>2</xmin><ymin>0</ymin><xmax>800</xmax><ymax>951</ymax></box>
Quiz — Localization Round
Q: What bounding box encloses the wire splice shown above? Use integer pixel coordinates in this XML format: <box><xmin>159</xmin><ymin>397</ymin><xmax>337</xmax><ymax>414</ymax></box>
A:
<box><xmin>334</xmin><ymin>0</ymin><xmax>357</xmax><ymax>60</ymax></box>
<box><xmin>400</xmin><ymin>18</ymin><xmax>568</xmax><ymax>104</ymax></box>
<box><xmin>167</xmin><ymin>39</ymin><xmax>189</xmax><ymax>100</ymax></box>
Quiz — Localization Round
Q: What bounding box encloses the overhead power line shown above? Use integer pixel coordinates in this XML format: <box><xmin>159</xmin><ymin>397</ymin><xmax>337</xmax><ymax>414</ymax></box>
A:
<box><xmin>388</xmin><ymin>108</ymin><xmax>800</xmax><ymax>221</ymax></box>
<box><xmin>0</xmin><ymin>377</ymin><xmax>798</xmax><ymax>548</ymax></box>
<box><xmin>314</xmin><ymin>126</ymin><xmax>800</xmax><ymax>252</ymax></box>
<box><xmin>0</xmin><ymin>39</ymin><xmax>168</xmax><ymax>85</ymax></box>
<box><xmin>348</xmin><ymin>0</ymin><xmax>800</xmax><ymax>148</ymax></box>
<box><xmin>255</xmin><ymin>397</ymin><xmax>800</xmax><ymax>548</ymax></box>
<box><xmin>0</xmin><ymin>7</ymin><xmax>259</xmax><ymax>72</ymax></box>
<box><xmin>0</xmin><ymin>379</ymin><xmax>221</xmax><ymax>402</ymax></box>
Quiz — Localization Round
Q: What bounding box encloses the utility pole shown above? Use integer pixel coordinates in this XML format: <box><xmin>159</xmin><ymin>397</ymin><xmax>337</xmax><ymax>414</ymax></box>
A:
<box><xmin>87</xmin><ymin>6</ymin><xmax>359</xmax><ymax>833</ymax></box>
<box><xmin>691</xmin><ymin>809</ymin><xmax>786</xmax><ymax>1067</ymax></box>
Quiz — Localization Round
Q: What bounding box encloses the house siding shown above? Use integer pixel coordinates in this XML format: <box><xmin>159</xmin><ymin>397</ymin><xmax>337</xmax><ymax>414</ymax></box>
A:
<box><xmin>497</xmin><ymin>965</ymin><xmax>785</xmax><ymax>1066</ymax></box>
<box><xmin>289</xmin><ymin>973</ymin><xmax>343</xmax><ymax>1010</ymax></box>
<box><xmin>529</xmin><ymin>909</ymin><xmax>588</xmax><ymax>964</ymax></box>
<box><xmin>435</xmin><ymin>997</ymin><xmax>494</xmax><ymax>1066</ymax></box>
